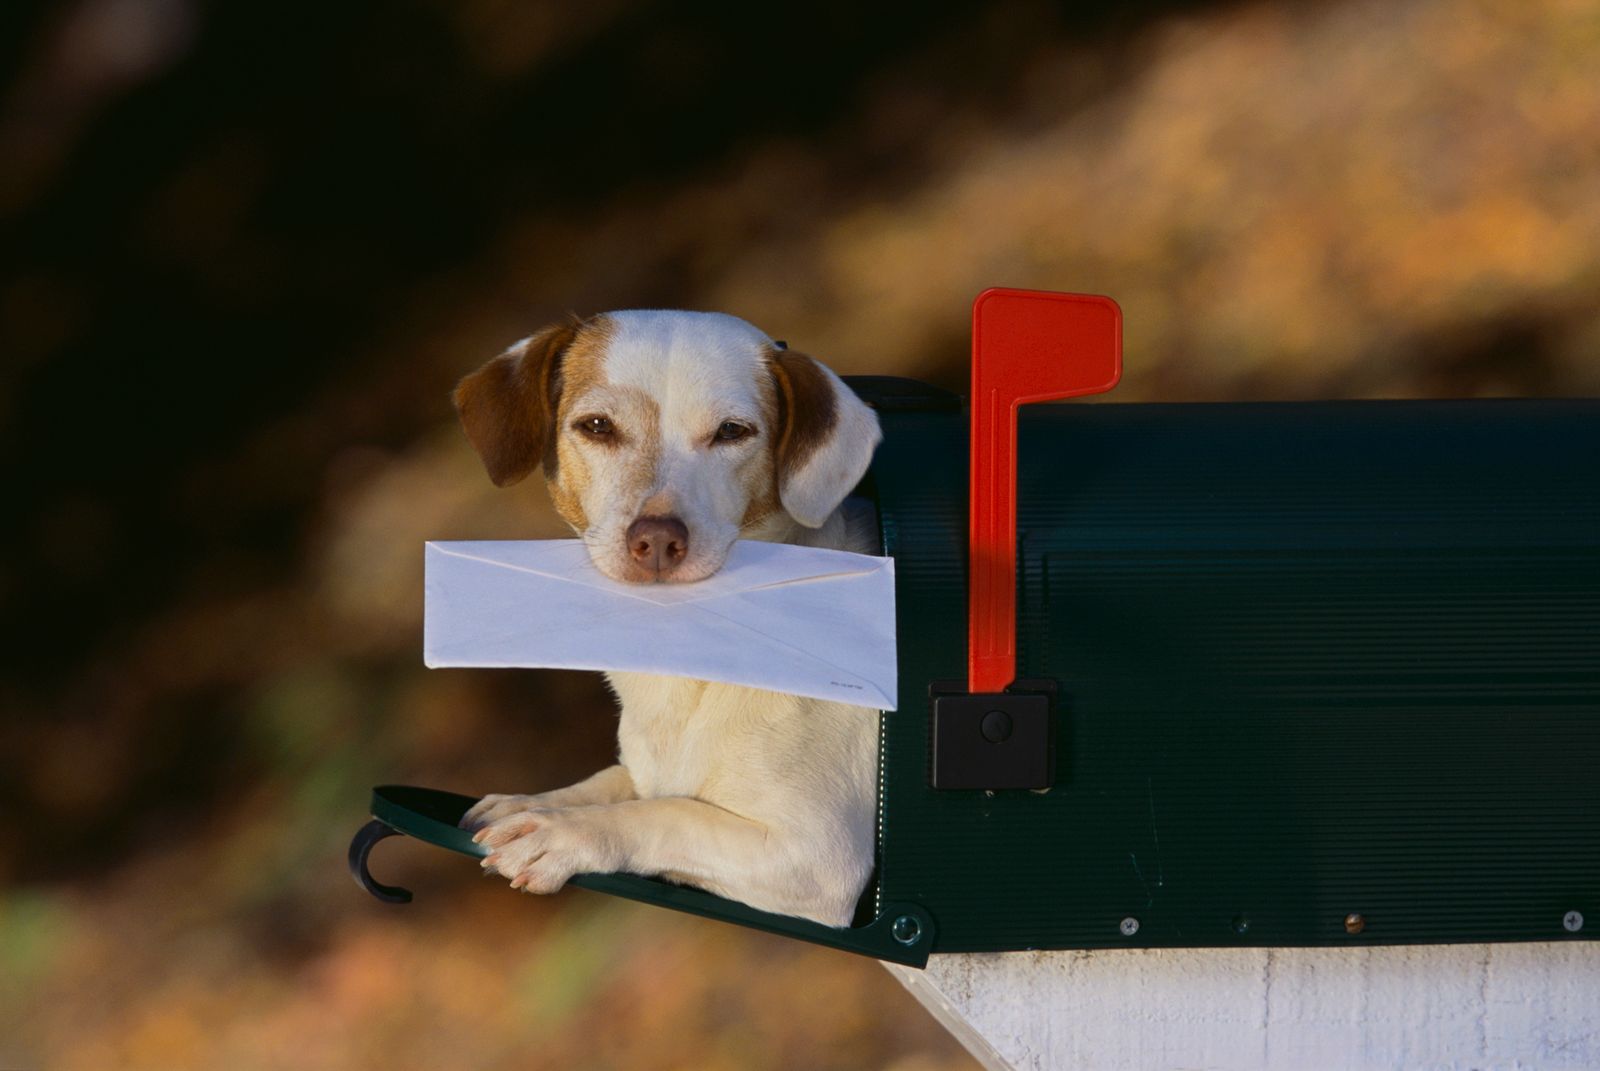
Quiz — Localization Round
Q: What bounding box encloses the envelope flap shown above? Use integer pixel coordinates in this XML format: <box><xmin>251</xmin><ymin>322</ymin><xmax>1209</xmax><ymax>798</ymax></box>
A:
<box><xmin>426</xmin><ymin>539</ymin><xmax>889</xmax><ymax>607</ymax></box>
<box><xmin>425</xmin><ymin>540</ymin><xmax>658</xmax><ymax>605</ymax></box>
<box><xmin>668</xmin><ymin>541</ymin><xmax>891</xmax><ymax>602</ymax></box>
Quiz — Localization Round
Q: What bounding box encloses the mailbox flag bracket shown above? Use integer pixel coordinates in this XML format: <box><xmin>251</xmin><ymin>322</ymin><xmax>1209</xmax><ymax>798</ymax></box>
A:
<box><xmin>934</xmin><ymin>288</ymin><xmax>1121</xmax><ymax>791</ymax></box>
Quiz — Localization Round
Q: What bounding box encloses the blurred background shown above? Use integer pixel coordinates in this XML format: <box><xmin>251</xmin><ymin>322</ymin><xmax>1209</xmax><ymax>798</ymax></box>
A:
<box><xmin>3</xmin><ymin>0</ymin><xmax>1598</xmax><ymax>1067</ymax></box>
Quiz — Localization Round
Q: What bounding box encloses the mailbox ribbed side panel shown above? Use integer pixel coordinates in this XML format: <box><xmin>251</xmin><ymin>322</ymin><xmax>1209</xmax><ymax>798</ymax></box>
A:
<box><xmin>873</xmin><ymin>399</ymin><xmax>1600</xmax><ymax>952</ymax></box>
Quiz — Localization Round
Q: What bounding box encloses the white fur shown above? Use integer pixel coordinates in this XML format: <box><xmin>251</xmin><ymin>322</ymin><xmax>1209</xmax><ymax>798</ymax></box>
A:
<box><xmin>462</xmin><ymin>311</ymin><xmax>883</xmax><ymax>927</ymax></box>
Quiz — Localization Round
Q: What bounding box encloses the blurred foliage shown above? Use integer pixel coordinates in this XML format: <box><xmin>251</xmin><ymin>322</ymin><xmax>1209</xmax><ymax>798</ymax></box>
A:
<box><xmin>3</xmin><ymin>0</ymin><xmax>1599</xmax><ymax>1066</ymax></box>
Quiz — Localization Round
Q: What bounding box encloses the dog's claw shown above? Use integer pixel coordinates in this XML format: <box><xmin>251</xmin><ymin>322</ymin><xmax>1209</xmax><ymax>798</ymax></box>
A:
<box><xmin>478</xmin><ymin>814</ymin><xmax>541</xmax><ymax>849</ymax></box>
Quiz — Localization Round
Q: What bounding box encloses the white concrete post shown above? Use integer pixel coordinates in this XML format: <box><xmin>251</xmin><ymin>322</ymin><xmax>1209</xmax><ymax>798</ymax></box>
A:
<box><xmin>886</xmin><ymin>943</ymin><xmax>1600</xmax><ymax>1071</ymax></box>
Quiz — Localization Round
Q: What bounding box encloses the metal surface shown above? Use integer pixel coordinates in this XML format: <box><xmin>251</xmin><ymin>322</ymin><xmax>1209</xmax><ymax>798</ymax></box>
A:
<box><xmin>355</xmin><ymin>785</ymin><xmax>934</xmax><ymax>966</ymax></box>
<box><xmin>967</xmin><ymin>288</ymin><xmax>1122</xmax><ymax>692</ymax></box>
<box><xmin>931</xmin><ymin>681</ymin><xmax>1055</xmax><ymax>790</ymax></box>
<box><xmin>348</xmin><ymin>819</ymin><xmax>413</xmax><ymax>903</ymax></box>
<box><xmin>875</xmin><ymin>398</ymin><xmax>1600</xmax><ymax>952</ymax></box>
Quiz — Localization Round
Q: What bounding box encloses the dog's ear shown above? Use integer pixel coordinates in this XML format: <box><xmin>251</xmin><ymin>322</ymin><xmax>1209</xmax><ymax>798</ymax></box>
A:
<box><xmin>453</xmin><ymin>320</ymin><xmax>580</xmax><ymax>487</ymax></box>
<box><xmin>769</xmin><ymin>348</ymin><xmax>882</xmax><ymax>528</ymax></box>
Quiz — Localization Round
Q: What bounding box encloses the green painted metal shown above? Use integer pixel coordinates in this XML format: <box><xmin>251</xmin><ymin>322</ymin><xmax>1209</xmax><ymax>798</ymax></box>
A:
<box><xmin>364</xmin><ymin>785</ymin><xmax>934</xmax><ymax>966</ymax></box>
<box><xmin>874</xmin><ymin>398</ymin><xmax>1600</xmax><ymax>952</ymax></box>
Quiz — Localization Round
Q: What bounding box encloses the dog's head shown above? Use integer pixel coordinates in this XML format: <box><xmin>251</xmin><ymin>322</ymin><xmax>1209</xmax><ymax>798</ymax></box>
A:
<box><xmin>454</xmin><ymin>310</ymin><xmax>881</xmax><ymax>583</ymax></box>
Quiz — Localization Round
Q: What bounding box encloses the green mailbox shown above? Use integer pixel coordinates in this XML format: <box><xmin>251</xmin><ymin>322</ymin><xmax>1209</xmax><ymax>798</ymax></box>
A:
<box><xmin>352</xmin><ymin>289</ymin><xmax>1600</xmax><ymax>967</ymax></box>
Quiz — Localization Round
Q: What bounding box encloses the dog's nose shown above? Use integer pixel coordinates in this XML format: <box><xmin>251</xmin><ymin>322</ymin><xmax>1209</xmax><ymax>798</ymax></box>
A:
<box><xmin>626</xmin><ymin>516</ymin><xmax>690</xmax><ymax>576</ymax></box>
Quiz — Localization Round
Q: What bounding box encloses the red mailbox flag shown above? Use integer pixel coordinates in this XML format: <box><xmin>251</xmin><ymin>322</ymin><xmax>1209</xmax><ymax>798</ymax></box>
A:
<box><xmin>968</xmin><ymin>288</ymin><xmax>1122</xmax><ymax>694</ymax></box>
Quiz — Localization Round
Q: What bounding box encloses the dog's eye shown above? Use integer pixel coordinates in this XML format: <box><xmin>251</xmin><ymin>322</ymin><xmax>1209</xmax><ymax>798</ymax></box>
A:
<box><xmin>713</xmin><ymin>421</ymin><xmax>754</xmax><ymax>444</ymax></box>
<box><xmin>576</xmin><ymin>416</ymin><xmax>615</xmax><ymax>438</ymax></box>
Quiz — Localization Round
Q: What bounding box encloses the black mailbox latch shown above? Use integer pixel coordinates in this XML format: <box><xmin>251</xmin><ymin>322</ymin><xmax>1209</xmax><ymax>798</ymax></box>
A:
<box><xmin>930</xmin><ymin>679</ymin><xmax>1057</xmax><ymax>790</ymax></box>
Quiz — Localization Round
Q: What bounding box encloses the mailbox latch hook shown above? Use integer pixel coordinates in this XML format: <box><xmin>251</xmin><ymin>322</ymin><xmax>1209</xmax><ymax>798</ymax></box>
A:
<box><xmin>348</xmin><ymin>819</ymin><xmax>414</xmax><ymax>904</ymax></box>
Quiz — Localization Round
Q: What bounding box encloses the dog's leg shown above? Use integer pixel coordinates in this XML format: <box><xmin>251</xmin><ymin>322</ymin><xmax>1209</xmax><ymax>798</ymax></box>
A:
<box><xmin>459</xmin><ymin>764</ymin><xmax>636</xmax><ymax>830</ymax></box>
<box><xmin>475</xmin><ymin>797</ymin><xmax>861</xmax><ymax>927</ymax></box>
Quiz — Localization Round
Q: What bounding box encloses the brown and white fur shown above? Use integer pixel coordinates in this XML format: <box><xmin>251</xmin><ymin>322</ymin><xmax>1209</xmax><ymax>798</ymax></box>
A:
<box><xmin>453</xmin><ymin>310</ymin><xmax>882</xmax><ymax>926</ymax></box>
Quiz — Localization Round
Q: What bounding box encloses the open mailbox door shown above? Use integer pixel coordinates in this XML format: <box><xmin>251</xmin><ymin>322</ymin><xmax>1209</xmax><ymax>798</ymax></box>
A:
<box><xmin>349</xmin><ymin>784</ymin><xmax>935</xmax><ymax>965</ymax></box>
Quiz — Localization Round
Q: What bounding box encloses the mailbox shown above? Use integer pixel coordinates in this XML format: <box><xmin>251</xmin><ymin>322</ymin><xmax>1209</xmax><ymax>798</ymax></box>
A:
<box><xmin>352</xmin><ymin>289</ymin><xmax>1600</xmax><ymax>968</ymax></box>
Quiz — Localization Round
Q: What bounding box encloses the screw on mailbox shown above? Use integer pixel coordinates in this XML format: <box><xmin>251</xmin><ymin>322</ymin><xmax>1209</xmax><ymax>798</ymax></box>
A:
<box><xmin>1564</xmin><ymin>911</ymin><xmax>1584</xmax><ymax>933</ymax></box>
<box><xmin>1119</xmin><ymin>917</ymin><xmax>1140</xmax><ymax>937</ymax></box>
<box><xmin>980</xmin><ymin>709</ymin><xmax>1013</xmax><ymax>742</ymax></box>
<box><xmin>892</xmin><ymin>915</ymin><xmax>923</xmax><ymax>945</ymax></box>
<box><xmin>1345</xmin><ymin>913</ymin><xmax>1366</xmax><ymax>935</ymax></box>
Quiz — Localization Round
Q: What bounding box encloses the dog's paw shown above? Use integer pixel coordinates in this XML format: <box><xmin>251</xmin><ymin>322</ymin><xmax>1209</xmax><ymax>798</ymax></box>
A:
<box><xmin>474</xmin><ymin>809</ymin><xmax>621</xmax><ymax>894</ymax></box>
<box><xmin>460</xmin><ymin>793</ymin><xmax>556</xmax><ymax>831</ymax></box>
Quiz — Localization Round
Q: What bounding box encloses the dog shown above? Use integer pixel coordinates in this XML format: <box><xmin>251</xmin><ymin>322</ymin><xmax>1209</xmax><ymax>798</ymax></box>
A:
<box><xmin>452</xmin><ymin>310</ymin><xmax>883</xmax><ymax>927</ymax></box>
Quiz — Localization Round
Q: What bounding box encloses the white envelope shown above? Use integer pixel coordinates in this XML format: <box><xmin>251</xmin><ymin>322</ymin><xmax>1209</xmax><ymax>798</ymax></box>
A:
<box><xmin>424</xmin><ymin>540</ymin><xmax>898</xmax><ymax>710</ymax></box>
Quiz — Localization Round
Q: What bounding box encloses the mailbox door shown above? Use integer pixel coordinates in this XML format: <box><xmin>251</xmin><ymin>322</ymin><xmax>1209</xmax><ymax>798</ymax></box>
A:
<box><xmin>874</xmin><ymin>399</ymin><xmax>1600</xmax><ymax>952</ymax></box>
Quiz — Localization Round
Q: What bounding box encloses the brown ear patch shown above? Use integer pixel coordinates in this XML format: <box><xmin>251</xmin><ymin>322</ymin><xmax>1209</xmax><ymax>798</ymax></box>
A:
<box><xmin>453</xmin><ymin>319</ymin><xmax>580</xmax><ymax>487</ymax></box>
<box><xmin>769</xmin><ymin>348</ymin><xmax>839</xmax><ymax>481</ymax></box>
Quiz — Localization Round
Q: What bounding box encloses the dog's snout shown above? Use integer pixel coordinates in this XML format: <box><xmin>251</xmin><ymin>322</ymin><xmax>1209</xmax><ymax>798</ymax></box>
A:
<box><xmin>627</xmin><ymin>516</ymin><xmax>690</xmax><ymax>576</ymax></box>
